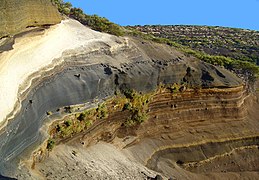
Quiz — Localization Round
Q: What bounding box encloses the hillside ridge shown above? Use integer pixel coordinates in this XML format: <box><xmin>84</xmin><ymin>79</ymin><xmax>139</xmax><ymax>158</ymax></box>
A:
<box><xmin>129</xmin><ymin>25</ymin><xmax>259</xmax><ymax>65</ymax></box>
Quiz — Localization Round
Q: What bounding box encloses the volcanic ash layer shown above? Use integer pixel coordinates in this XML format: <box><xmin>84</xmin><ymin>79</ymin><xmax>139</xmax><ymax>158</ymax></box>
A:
<box><xmin>1</xmin><ymin>17</ymin><xmax>258</xmax><ymax>180</ymax></box>
<box><xmin>0</xmin><ymin>19</ymin><xmax>121</xmax><ymax>128</ymax></box>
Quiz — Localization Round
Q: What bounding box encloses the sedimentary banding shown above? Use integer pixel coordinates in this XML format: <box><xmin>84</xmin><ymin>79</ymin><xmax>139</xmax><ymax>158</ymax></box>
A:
<box><xmin>0</xmin><ymin>19</ymin><xmax>126</xmax><ymax>128</ymax></box>
<box><xmin>0</xmin><ymin>18</ymin><xmax>244</xmax><ymax>176</ymax></box>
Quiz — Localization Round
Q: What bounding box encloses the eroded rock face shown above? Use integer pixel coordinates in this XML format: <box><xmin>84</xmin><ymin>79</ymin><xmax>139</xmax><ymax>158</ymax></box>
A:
<box><xmin>0</xmin><ymin>0</ymin><xmax>61</xmax><ymax>38</ymax></box>
<box><xmin>32</xmin><ymin>84</ymin><xmax>259</xmax><ymax>180</ymax></box>
<box><xmin>0</xmin><ymin>17</ymin><xmax>256</xmax><ymax>179</ymax></box>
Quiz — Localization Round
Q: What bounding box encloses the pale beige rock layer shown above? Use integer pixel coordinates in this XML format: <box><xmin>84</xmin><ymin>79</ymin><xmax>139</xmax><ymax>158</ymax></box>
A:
<box><xmin>0</xmin><ymin>19</ymin><xmax>126</xmax><ymax>128</ymax></box>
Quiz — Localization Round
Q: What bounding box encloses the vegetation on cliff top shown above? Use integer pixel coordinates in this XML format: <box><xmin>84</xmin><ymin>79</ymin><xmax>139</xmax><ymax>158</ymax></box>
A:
<box><xmin>51</xmin><ymin>0</ymin><xmax>124</xmax><ymax>36</ymax></box>
<box><xmin>125</xmin><ymin>27</ymin><xmax>259</xmax><ymax>80</ymax></box>
<box><xmin>50</xmin><ymin>0</ymin><xmax>259</xmax><ymax>79</ymax></box>
<box><xmin>131</xmin><ymin>25</ymin><xmax>259</xmax><ymax>65</ymax></box>
<box><xmin>131</xmin><ymin>26</ymin><xmax>259</xmax><ymax>75</ymax></box>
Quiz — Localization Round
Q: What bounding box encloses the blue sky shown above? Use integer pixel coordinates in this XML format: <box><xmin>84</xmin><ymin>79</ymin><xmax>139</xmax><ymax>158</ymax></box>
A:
<box><xmin>66</xmin><ymin>0</ymin><xmax>259</xmax><ymax>30</ymax></box>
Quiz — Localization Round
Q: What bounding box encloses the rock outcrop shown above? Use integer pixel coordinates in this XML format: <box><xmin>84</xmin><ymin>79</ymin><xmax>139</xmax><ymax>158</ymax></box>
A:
<box><xmin>0</xmin><ymin>9</ymin><xmax>258</xmax><ymax>179</ymax></box>
<box><xmin>0</xmin><ymin>0</ymin><xmax>61</xmax><ymax>38</ymax></box>
<box><xmin>34</xmin><ymin>84</ymin><xmax>259</xmax><ymax>180</ymax></box>
<box><xmin>0</xmin><ymin>18</ymin><xmax>244</xmax><ymax>178</ymax></box>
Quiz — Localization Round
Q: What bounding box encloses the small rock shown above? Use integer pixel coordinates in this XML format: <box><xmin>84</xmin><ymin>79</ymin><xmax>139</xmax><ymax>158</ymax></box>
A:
<box><xmin>164</xmin><ymin>125</ymin><xmax>170</xmax><ymax>129</ymax></box>
<box><xmin>74</xmin><ymin>74</ymin><xmax>81</xmax><ymax>78</ymax></box>
<box><xmin>179</xmin><ymin>86</ymin><xmax>186</xmax><ymax>92</ymax></box>
<box><xmin>176</xmin><ymin>160</ymin><xmax>184</xmax><ymax>165</ymax></box>
<box><xmin>155</xmin><ymin>175</ymin><xmax>163</xmax><ymax>180</ymax></box>
<box><xmin>46</xmin><ymin>111</ymin><xmax>52</xmax><ymax>115</ymax></box>
<box><xmin>72</xmin><ymin>150</ymin><xmax>77</xmax><ymax>156</ymax></box>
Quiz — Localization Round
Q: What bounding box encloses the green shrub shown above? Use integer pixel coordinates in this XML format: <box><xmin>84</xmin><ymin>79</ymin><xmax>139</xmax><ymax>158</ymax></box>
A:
<box><xmin>96</xmin><ymin>103</ymin><xmax>108</xmax><ymax>119</ymax></box>
<box><xmin>64</xmin><ymin>119</ymin><xmax>72</xmax><ymax>127</ymax></box>
<box><xmin>77</xmin><ymin>14</ymin><xmax>124</xmax><ymax>36</ymax></box>
<box><xmin>77</xmin><ymin>112</ymin><xmax>86</xmax><ymax>121</ymax></box>
<box><xmin>51</xmin><ymin>0</ymin><xmax>124</xmax><ymax>36</ymax></box>
<box><xmin>131</xmin><ymin>110</ymin><xmax>148</xmax><ymax>123</ymax></box>
<box><xmin>124</xmin><ymin>118</ymin><xmax>137</xmax><ymax>127</ymax></box>
<box><xmin>56</xmin><ymin>124</ymin><xmax>62</xmax><ymax>132</ymax></box>
<box><xmin>182</xmin><ymin>48</ymin><xmax>259</xmax><ymax>79</ymax></box>
<box><xmin>123</xmin><ymin>102</ymin><xmax>132</xmax><ymax>111</ymax></box>
<box><xmin>85</xmin><ymin>120</ymin><xmax>92</xmax><ymax>127</ymax></box>
<box><xmin>47</xmin><ymin>138</ymin><xmax>55</xmax><ymax>151</ymax></box>
<box><xmin>123</xmin><ymin>89</ymin><xmax>135</xmax><ymax>99</ymax></box>
<box><xmin>167</xmin><ymin>83</ymin><xmax>180</xmax><ymax>93</ymax></box>
<box><xmin>122</xmin><ymin>89</ymin><xmax>152</xmax><ymax>126</ymax></box>
<box><xmin>51</xmin><ymin>0</ymin><xmax>72</xmax><ymax>15</ymax></box>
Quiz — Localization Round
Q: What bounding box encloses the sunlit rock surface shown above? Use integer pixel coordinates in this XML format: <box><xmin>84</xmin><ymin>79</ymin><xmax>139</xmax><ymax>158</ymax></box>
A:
<box><xmin>0</xmin><ymin>19</ymin><xmax>119</xmax><ymax>127</ymax></box>
<box><xmin>0</xmin><ymin>0</ymin><xmax>61</xmax><ymax>38</ymax></box>
<box><xmin>0</xmin><ymin>5</ymin><xmax>258</xmax><ymax>179</ymax></box>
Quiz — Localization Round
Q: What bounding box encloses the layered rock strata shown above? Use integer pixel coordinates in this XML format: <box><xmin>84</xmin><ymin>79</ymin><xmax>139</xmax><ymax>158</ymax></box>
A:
<box><xmin>0</xmin><ymin>16</ymin><xmax>257</xmax><ymax>179</ymax></box>
<box><xmin>34</xmin><ymin>82</ymin><xmax>259</xmax><ymax>180</ymax></box>
<box><xmin>0</xmin><ymin>19</ymin><xmax>119</xmax><ymax>128</ymax></box>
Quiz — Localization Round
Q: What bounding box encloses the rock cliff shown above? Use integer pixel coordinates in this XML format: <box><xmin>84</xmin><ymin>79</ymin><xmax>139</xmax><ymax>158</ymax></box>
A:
<box><xmin>0</xmin><ymin>6</ymin><xmax>258</xmax><ymax>179</ymax></box>
<box><xmin>35</xmin><ymin>84</ymin><xmax>259</xmax><ymax>180</ymax></box>
<box><xmin>0</xmin><ymin>0</ymin><xmax>61</xmax><ymax>38</ymax></box>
